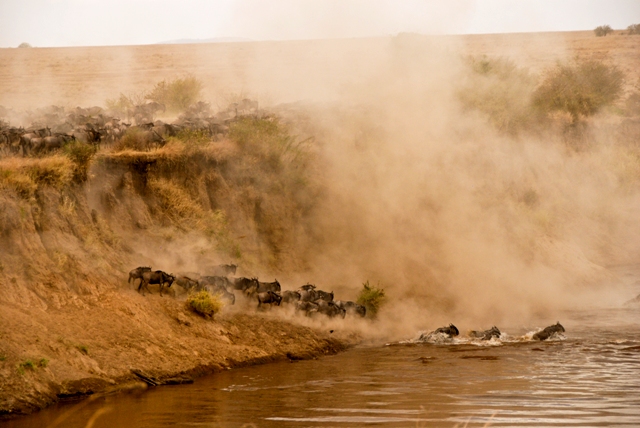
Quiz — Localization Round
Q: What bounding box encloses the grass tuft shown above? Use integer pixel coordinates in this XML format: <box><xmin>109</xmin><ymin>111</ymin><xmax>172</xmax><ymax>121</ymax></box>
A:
<box><xmin>0</xmin><ymin>156</ymin><xmax>74</xmax><ymax>198</ymax></box>
<box><xmin>186</xmin><ymin>290</ymin><xmax>224</xmax><ymax>318</ymax></box>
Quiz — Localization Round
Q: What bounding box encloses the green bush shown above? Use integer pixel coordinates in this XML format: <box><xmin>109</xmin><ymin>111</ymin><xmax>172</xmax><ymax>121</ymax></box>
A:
<box><xmin>76</xmin><ymin>345</ymin><xmax>89</xmax><ymax>355</ymax></box>
<box><xmin>356</xmin><ymin>281</ymin><xmax>386</xmax><ymax>318</ymax></box>
<box><xmin>628</xmin><ymin>24</ymin><xmax>640</xmax><ymax>35</ymax></box>
<box><xmin>533</xmin><ymin>59</ymin><xmax>624</xmax><ymax>123</ymax></box>
<box><xmin>186</xmin><ymin>290</ymin><xmax>224</xmax><ymax>317</ymax></box>
<box><xmin>147</xmin><ymin>76</ymin><xmax>203</xmax><ymax>113</ymax></box>
<box><xmin>594</xmin><ymin>25</ymin><xmax>613</xmax><ymax>37</ymax></box>
<box><xmin>17</xmin><ymin>359</ymin><xmax>35</xmax><ymax>375</ymax></box>
<box><xmin>38</xmin><ymin>358</ymin><xmax>49</xmax><ymax>368</ymax></box>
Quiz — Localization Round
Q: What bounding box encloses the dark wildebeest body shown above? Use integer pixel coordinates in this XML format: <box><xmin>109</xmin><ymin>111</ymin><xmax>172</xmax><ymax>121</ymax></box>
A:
<box><xmin>200</xmin><ymin>275</ymin><xmax>232</xmax><ymax>291</ymax></box>
<box><xmin>129</xmin><ymin>266</ymin><xmax>152</xmax><ymax>286</ymax></box>
<box><xmin>314</xmin><ymin>289</ymin><xmax>334</xmax><ymax>302</ymax></box>
<box><xmin>299</xmin><ymin>288</ymin><xmax>317</xmax><ymax>302</ymax></box>
<box><xmin>257</xmin><ymin>279</ymin><xmax>281</xmax><ymax>294</ymax></box>
<box><xmin>469</xmin><ymin>326</ymin><xmax>501</xmax><ymax>340</ymax></box>
<box><xmin>315</xmin><ymin>300</ymin><xmax>346</xmax><ymax>318</ymax></box>
<box><xmin>282</xmin><ymin>290</ymin><xmax>301</xmax><ymax>303</ymax></box>
<box><xmin>417</xmin><ymin>324</ymin><xmax>459</xmax><ymax>342</ymax></box>
<box><xmin>139</xmin><ymin>270</ymin><xmax>175</xmax><ymax>297</ymax></box>
<box><xmin>257</xmin><ymin>291</ymin><xmax>282</xmax><ymax>308</ymax></box>
<box><xmin>232</xmin><ymin>277</ymin><xmax>259</xmax><ymax>294</ymax></box>
<box><xmin>174</xmin><ymin>275</ymin><xmax>199</xmax><ymax>292</ymax></box>
<box><xmin>335</xmin><ymin>300</ymin><xmax>366</xmax><ymax>317</ymax></box>
<box><xmin>295</xmin><ymin>300</ymin><xmax>319</xmax><ymax>316</ymax></box>
<box><xmin>532</xmin><ymin>322</ymin><xmax>565</xmax><ymax>341</ymax></box>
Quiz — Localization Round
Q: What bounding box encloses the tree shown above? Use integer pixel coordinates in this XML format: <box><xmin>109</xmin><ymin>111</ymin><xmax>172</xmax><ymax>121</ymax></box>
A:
<box><xmin>594</xmin><ymin>25</ymin><xmax>613</xmax><ymax>37</ymax></box>
<box><xmin>17</xmin><ymin>42</ymin><xmax>32</xmax><ymax>48</ymax></box>
<box><xmin>533</xmin><ymin>60</ymin><xmax>624</xmax><ymax>123</ymax></box>
<box><xmin>627</xmin><ymin>24</ymin><xmax>640</xmax><ymax>35</ymax></box>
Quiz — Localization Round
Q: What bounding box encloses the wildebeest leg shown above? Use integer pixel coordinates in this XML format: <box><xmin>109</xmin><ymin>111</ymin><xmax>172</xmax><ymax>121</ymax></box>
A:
<box><xmin>159</xmin><ymin>282</ymin><xmax>164</xmax><ymax>297</ymax></box>
<box><xmin>140</xmin><ymin>280</ymin><xmax>151</xmax><ymax>296</ymax></box>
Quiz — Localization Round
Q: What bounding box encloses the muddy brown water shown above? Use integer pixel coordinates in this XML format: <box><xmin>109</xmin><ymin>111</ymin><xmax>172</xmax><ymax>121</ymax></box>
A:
<box><xmin>3</xmin><ymin>269</ymin><xmax>640</xmax><ymax>427</ymax></box>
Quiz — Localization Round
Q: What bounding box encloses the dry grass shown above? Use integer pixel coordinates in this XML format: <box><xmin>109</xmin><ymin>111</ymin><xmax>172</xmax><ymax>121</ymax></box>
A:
<box><xmin>185</xmin><ymin>290</ymin><xmax>224</xmax><ymax>317</ymax></box>
<box><xmin>0</xmin><ymin>156</ymin><xmax>74</xmax><ymax>198</ymax></box>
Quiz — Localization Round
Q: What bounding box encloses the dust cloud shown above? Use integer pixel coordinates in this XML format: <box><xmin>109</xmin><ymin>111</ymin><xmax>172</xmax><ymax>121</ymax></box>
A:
<box><xmin>243</xmin><ymin>34</ymin><xmax>640</xmax><ymax>339</ymax></box>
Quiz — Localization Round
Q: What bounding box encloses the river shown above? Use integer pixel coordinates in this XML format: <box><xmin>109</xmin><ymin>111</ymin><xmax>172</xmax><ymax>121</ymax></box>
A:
<box><xmin>3</xmin><ymin>268</ymin><xmax>640</xmax><ymax>427</ymax></box>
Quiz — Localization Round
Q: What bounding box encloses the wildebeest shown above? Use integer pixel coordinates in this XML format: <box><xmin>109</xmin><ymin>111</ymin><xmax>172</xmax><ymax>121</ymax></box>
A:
<box><xmin>257</xmin><ymin>279</ymin><xmax>281</xmax><ymax>294</ymax></box>
<box><xmin>209</xmin><ymin>264</ymin><xmax>237</xmax><ymax>276</ymax></box>
<box><xmin>174</xmin><ymin>275</ymin><xmax>199</xmax><ymax>292</ymax></box>
<box><xmin>335</xmin><ymin>300</ymin><xmax>366</xmax><ymax>317</ymax></box>
<box><xmin>232</xmin><ymin>277</ymin><xmax>259</xmax><ymax>294</ymax></box>
<box><xmin>314</xmin><ymin>289</ymin><xmax>334</xmax><ymax>302</ymax></box>
<box><xmin>257</xmin><ymin>291</ymin><xmax>282</xmax><ymax>308</ymax></box>
<box><xmin>315</xmin><ymin>300</ymin><xmax>346</xmax><ymax>318</ymax></box>
<box><xmin>299</xmin><ymin>283</ymin><xmax>316</xmax><ymax>291</ymax></box>
<box><xmin>139</xmin><ymin>270</ymin><xmax>175</xmax><ymax>297</ymax></box>
<box><xmin>418</xmin><ymin>323</ymin><xmax>460</xmax><ymax>342</ymax></box>
<box><xmin>297</xmin><ymin>284</ymin><xmax>334</xmax><ymax>303</ymax></box>
<box><xmin>206</xmin><ymin>284</ymin><xmax>236</xmax><ymax>305</ymax></box>
<box><xmin>282</xmin><ymin>290</ymin><xmax>301</xmax><ymax>303</ymax></box>
<box><xmin>434</xmin><ymin>324</ymin><xmax>460</xmax><ymax>337</ymax></box>
<box><xmin>295</xmin><ymin>300</ymin><xmax>319</xmax><ymax>316</ymax></box>
<box><xmin>469</xmin><ymin>326</ymin><xmax>501</xmax><ymax>340</ymax></box>
<box><xmin>532</xmin><ymin>322</ymin><xmax>565</xmax><ymax>341</ymax></box>
<box><xmin>200</xmin><ymin>275</ymin><xmax>232</xmax><ymax>290</ymax></box>
<box><xmin>128</xmin><ymin>266</ymin><xmax>152</xmax><ymax>286</ymax></box>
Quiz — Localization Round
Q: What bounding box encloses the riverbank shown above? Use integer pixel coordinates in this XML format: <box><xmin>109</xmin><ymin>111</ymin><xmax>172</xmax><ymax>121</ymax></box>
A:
<box><xmin>0</xmin><ymin>288</ymin><xmax>350</xmax><ymax>418</ymax></box>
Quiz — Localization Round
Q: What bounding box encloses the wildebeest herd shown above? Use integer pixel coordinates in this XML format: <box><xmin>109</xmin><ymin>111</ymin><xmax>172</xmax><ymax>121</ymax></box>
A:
<box><xmin>127</xmin><ymin>263</ymin><xmax>367</xmax><ymax>319</ymax></box>
<box><xmin>0</xmin><ymin>99</ymin><xmax>259</xmax><ymax>156</ymax></box>
<box><xmin>417</xmin><ymin>321</ymin><xmax>566</xmax><ymax>342</ymax></box>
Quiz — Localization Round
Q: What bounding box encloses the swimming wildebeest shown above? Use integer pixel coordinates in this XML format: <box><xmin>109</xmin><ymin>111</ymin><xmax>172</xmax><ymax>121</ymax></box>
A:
<box><xmin>434</xmin><ymin>324</ymin><xmax>459</xmax><ymax>337</ymax></box>
<box><xmin>469</xmin><ymin>326</ymin><xmax>501</xmax><ymax>340</ymax></box>
<box><xmin>419</xmin><ymin>323</ymin><xmax>460</xmax><ymax>341</ymax></box>
<box><xmin>532</xmin><ymin>322</ymin><xmax>565</xmax><ymax>341</ymax></box>
<box><xmin>139</xmin><ymin>270</ymin><xmax>175</xmax><ymax>297</ymax></box>
<box><xmin>257</xmin><ymin>291</ymin><xmax>282</xmax><ymax>308</ymax></box>
<box><xmin>128</xmin><ymin>266</ymin><xmax>151</xmax><ymax>286</ymax></box>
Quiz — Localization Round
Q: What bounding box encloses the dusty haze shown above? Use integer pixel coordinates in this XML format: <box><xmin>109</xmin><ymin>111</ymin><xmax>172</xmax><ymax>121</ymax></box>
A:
<box><xmin>1</xmin><ymin>31</ymin><xmax>639</xmax><ymax>340</ymax></box>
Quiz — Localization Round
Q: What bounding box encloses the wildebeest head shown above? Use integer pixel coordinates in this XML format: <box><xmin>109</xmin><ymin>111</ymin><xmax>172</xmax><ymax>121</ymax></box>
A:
<box><xmin>164</xmin><ymin>273</ymin><xmax>175</xmax><ymax>287</ymax></box>
<box><xmin>555</xmin><ymin>322</ymin><xmax>565</xmax><ymax>332</ymax></box>
<box><xmin>449</xmin><ymin>324</ymin><xmax>459</xmax><ymax>336</ymax></box>
<box><xmin>272</xmin><ymin>291</ymin><xmax>282</xmax><ymax>306</ymax></box>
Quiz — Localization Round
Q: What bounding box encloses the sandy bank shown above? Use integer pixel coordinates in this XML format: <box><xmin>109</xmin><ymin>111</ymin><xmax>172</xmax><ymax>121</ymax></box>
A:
<box><xmin>0</xmin><ymin>290</ymin><xmax>349</xmax><ymax>418</ymax></box>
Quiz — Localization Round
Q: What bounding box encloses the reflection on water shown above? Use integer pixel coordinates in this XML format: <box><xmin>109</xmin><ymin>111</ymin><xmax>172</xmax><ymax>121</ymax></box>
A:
<box><xmin>3</xmin><ymin>269</ymin><xmax>640</xmax><ymax>427</ymax></box>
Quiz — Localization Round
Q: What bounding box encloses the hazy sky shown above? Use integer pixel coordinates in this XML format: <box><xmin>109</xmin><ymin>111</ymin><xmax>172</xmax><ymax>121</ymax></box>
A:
<box><xmin>1</xmin><ymin>0</ymin><xmax>638</xmax><ymax>48</ymax></box>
